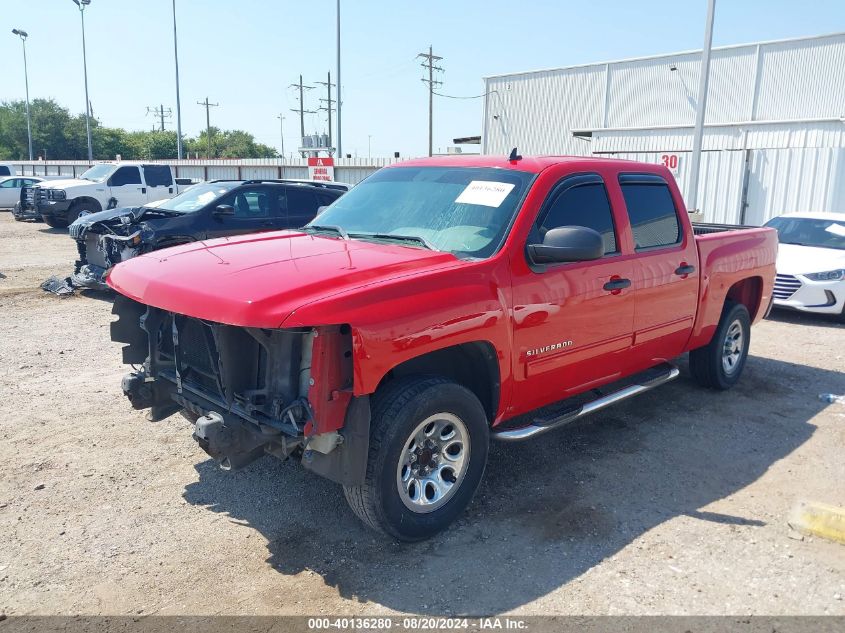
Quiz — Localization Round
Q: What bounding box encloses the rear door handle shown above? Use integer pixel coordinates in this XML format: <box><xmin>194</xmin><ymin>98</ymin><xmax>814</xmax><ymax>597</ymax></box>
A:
<box><xmin>675</xmin><ymin>265</ymin><xmax>696</xmax><ymax>275</ymax></box>
<box><xmin>603</xmin><ymin>278</ymin><xmax>631</xmax><ymax>291</ymax></box>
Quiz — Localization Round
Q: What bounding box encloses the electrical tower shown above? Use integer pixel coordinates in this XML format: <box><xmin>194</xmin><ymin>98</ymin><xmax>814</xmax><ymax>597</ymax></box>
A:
<box><xmin>289</xmin><ymin>74</ymin><xmax>316</xmax><ymax>152</ymax></box>
<box><xmin>316</xmin><ymin>71</ymin><xmax>336</xmax><ymax>152</ymax></box>
<box><xmin>417</xmin><ymin>45</ymin><xmax>443</xmax><ymax>157</ymax></box>
<box><xmin>196</xmin><ymin>97</ymin><xmax>219</xmax><ymax>158</ymax></box>
<box><xmin>145</xmin><ymin>104</ymin><xmax>173</xmax><ymax>131</ymax></box>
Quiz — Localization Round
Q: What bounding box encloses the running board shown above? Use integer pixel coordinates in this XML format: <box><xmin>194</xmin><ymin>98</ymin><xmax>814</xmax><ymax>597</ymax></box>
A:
<box><xmin>492</xmin><ymin>364</ymin><xmax>680</xmax><ymax>442</ymax></box>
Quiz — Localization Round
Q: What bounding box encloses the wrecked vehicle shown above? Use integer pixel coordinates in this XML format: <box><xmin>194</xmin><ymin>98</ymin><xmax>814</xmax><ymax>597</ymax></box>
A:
<box><xmin>108</xmin><ymin>154</ymin><xmax>777</xmax><ymax>541</ymax></box>
<box><xmin>71</xmin><ymin>179</ymin><xmax>346</xmax><ymax>290</ymax></box>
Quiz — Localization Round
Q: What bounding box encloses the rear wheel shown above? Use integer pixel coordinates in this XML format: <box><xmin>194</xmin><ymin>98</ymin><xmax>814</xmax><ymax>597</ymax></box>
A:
<box><xmin>689</xmin><ymin>301</ymin><xmax>751</xmax><ymax>390</ymax></box>
<box><xmin>343</xmin><ymin>376</ymin><xmax>489</xmax><ymax>541</ymax></box>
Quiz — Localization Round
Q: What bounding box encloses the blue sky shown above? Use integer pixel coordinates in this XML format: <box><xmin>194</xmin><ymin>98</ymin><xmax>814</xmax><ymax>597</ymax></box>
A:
<box><xmin>1</xmin><ymin>0</ymin><xmax>844</xmax><ymax>158</ymax></box>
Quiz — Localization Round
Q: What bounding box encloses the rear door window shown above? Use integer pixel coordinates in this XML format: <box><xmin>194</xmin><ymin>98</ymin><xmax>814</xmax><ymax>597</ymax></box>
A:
<box><xmin>619</xmin><ymin>175</ymin><xmax>681</xmax><ymax>249</ymax></box>
<box><xmin>142</xmin><ymin>165</ymin><xmax>173</xmax><ymax>187</ymax></box>
<box><xmin>286</xmin><ymin>187</ymin><xmax>321</xmax><ymax>226</ymax></box>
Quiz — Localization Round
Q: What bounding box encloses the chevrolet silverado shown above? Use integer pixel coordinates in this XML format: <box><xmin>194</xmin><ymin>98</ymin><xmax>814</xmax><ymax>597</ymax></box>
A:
<box><xmin>108</xmin><ymin>154</ymin><xmax>777</xmax><ymax>541</ymax></box>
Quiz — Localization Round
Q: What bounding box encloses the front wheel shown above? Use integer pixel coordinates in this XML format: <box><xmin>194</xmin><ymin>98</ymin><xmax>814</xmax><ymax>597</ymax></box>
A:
<box><xmin>343</xmin><ymin>376</ymin><xmax>489</xmax><ymax>541</ymax></box>
<box><xmin>42</xmin><ymin>215</ymin><xmax>68</xmax><ymax>228</ymax></box>
<box><xmin>689</xmin><ymin>301</ymin><xmax>751</xmax><ymax>390</ymax></box>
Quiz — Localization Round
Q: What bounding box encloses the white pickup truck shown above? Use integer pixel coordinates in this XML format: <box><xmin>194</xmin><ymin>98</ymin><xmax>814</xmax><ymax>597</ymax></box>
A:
<box><xmin>16</xmin><ymin>162</ymin><xmax>197</xmax><ymax>227</ymax></box>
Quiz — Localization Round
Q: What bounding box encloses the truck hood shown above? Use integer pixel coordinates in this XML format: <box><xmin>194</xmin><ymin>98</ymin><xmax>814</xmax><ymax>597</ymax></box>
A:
<box><xmin>37</xmin><ymin>178</ymin><xmax>95</xmax><ymax>190</ymax></box>
<box><xmin>107</xmin><ymin>231</ymin><xmax>462</xmax><ymax>328</ymax></box>
<box><xmin>776</xmin><ymin>242</ymin><xmax>845</xmax><ymax>275</ymax></box>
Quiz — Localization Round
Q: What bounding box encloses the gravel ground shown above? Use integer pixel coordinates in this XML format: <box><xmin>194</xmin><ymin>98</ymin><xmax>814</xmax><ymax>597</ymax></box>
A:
<box><xmin>0</xmin><ymin>211</ymin><xmax>844</xmax><ymax>617</ymax></box>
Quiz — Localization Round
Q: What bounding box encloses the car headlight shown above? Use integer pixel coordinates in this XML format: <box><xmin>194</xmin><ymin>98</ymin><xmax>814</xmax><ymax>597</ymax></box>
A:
<box><xmin>48</xmin><ymin>189</ymin><xmax>66</xmax><ymax>200</ymax></box>
<box><xmin>805</xmin><ymin>269</ymin><xmax>845</xmax><ymax>281</ymax></box>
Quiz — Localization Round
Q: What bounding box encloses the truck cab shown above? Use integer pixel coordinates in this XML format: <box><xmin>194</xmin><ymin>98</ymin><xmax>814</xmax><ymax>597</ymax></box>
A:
<box><xmin>108</xmin><ymin>154</ymin><xmax>777</xmax><ymax>541</ymax></box>
<box><xmin>19</xmin><ymin>162</ymin><xmax>190</xmax><ymax>227</ymax></box>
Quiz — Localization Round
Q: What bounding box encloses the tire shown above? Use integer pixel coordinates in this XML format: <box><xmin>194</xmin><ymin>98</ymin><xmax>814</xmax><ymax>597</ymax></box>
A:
<box><xmin>42</xmin><ymin>215</ymin><xmax>68</xmax><ymax>228</ymax></box>
<box><xmin>343</xmin><ymin>376</ymin><xmax>489</xmax><ymax>541</ymax></box>
<box><xmin>66</xmin><ymin>201</ymin><xmax>99</xmax><ymax>226</ymax></box>
<box><xmin>689</xmin><ymin>301</ymin><xmax>751</xmax><ymax>390</ymax></box>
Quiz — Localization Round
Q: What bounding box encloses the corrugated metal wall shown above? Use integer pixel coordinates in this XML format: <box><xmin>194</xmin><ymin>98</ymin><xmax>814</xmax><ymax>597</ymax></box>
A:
<box><xmin>482</xmin><ymin>32</ymin><xmax>845</xmax><ymax>224</ymax></box>
<box><xmin>744</xmin><ymin>147</ymin><xmax>845</xmax><ymax>224</ymax></box>
<box><xmin>483</xmin><ymin>33</ymin><xmax>845</xmax><ymax>154</ymax></box>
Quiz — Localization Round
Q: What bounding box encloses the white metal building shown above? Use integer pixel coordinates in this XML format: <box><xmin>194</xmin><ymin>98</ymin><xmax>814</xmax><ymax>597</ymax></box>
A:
<box><xmin>481</xmin><ymin>32</ymin><xmax>845</xmax><ymax>225</ymax></box>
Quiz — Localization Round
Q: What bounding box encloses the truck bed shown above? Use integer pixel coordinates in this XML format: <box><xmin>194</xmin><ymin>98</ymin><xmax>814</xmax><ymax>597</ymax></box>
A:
<box><xmin>692</xmin><ymin>222</ymin><xmax>757</xmax><ymax>235</ymax></box>
<box><xmin>687</xmin><ymin>224</ymin><xmax>778</xmax><ymax>350</ymax></box>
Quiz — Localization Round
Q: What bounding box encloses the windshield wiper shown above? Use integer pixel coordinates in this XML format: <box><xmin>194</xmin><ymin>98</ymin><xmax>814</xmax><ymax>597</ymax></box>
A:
<box><xmin>351</xmin><ymin>232</ymin><xmax>438</xmax><ymax>251</ymax></box>
<box><xmin>303</xmin><ymin>224</ymin><xmax>349</xmax><ymax>239</ymax></box>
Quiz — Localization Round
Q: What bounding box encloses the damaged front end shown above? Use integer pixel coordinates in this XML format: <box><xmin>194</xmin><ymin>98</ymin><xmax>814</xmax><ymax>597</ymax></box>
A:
<box><xmin>110</xmin><ymin>295</ymin><xmax>368</xmax><ymax>483</ymax></box>
<box><xmin>71</xmin><ymin>214</ymin><xmax>147</xmax><ymax>290</ymax></box>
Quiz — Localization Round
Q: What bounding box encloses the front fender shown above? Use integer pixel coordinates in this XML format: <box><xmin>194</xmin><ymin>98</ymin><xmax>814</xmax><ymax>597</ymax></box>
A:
<box><xmin>281</xmin><ymin>257</ymin><xmax>514</xmax><ymax>405</ymax></box>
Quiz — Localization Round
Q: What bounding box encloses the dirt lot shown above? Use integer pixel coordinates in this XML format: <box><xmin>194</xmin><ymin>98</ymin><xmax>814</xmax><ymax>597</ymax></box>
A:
<box><xmin>0</xmin><ymin>211</ymin><xmax>844</xmax><ymax>617</ymax></box>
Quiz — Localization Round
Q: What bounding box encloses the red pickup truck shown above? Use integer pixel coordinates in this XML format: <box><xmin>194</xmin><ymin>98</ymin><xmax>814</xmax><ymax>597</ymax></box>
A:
<box><xmin>109</xmin><ymin>154</ymin><xmax>777</xmax><ymax>541</ymax></box>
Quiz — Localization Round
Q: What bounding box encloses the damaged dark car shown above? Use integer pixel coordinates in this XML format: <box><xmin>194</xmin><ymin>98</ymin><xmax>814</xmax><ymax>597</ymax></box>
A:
<box><xmin>70</xmin><ymin>179</ymin><xmax>347</xmax><ymax>290</ymax></box>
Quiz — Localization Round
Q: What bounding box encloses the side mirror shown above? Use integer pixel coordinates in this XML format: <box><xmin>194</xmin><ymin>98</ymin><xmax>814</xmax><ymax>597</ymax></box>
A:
<box><xmin>213</xmin><ymin>204</ymin><xmax>235</xmax><ymax>217</ymax></box>
<box><xmin>527</xmin><ymin>226</ymin><xmax>604</xmax><ymax>264</ymax></box>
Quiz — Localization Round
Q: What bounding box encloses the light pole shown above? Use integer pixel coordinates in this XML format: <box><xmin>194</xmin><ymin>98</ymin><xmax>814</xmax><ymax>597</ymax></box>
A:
<box><xmin>11</xmin><ymin>29</ymin><xmax>33</xmax><ymax>161</ymax></box>
<box><xmin>688</xmin><ymin>0</ymin><xmax>716</xmax><ymax>215</ymax></box>
<box><xmin>277</xmin><ymin>114</ymin><xmax>286</xmax><ymax>158</ymax></box>
<box><xmin>171</xmin><ymin>0</ymin><xmax>183</xmax><ymax>159</ymax></box>
<box><xmin>72</xmin><ymin>0</ymin><xmax>93</xmax><ymax>162</ymax></box>
<box><xmin>336</xmin><ymin>0</ymin><xmax>342</xmax><ymax>158</ymax></box>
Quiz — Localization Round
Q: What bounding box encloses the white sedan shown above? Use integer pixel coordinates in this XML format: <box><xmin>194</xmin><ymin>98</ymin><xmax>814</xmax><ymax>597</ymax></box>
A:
<box><xmin>765</xmin><ymin>212</ymin><xmax>845</xmax><ymax>320</ymax></box>
<box><xmin>0</xmin><ymin>175</ymin><xmax>44</xmax><ymax>209</ymax></box>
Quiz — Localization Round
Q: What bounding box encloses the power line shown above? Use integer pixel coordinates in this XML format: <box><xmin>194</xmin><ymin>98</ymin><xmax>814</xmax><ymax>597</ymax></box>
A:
<box><xmin>316</xmin><ymin>71</ymin><xmax>336</xmax><ymax>152</ymax></box>
<box><xmin>289</xmin><ymin>74</ymin><xmax>316</xmax><ymax>150</ymax></box>
<box><xmin>417</xmin><ymin>45</ymin><xmax>443</xmax><ymax>157</ymax></box>
<box><xmin>196</xmin><ymin>97</ymin><xmax>219</xmax><ymax>158</ymax></box>
<box><xmin>145</xmin><ymin>104</ymin><xmax>173</xmax><ymax>131</ymax></box>
<box><xmin>433</xmin><ymin>90</ymin><xmax>496</xmax><ymax>100</ymax></box>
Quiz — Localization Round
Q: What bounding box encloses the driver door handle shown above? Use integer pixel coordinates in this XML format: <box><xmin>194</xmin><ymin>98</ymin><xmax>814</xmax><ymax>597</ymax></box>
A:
<box><xmin>603</xmin><ymin>278</ymin><xmax>631</xmax><ymax>291</ymax></box>
<box><xmin>675</xmin><ymin>264</ymin><xmax>696</xmax><ymax>276</ymax></box>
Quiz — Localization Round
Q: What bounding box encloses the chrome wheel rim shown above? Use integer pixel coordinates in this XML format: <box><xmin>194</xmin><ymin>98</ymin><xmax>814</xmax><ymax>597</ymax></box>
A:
<box><xmin>722</xmin><ymin>320</ymin><xmax>744</xmax><ymax>374</ymax></box>
<box><xmin>396</xmin><ymin>412</ymin><xmax>470</xmax><ymax>513</ymax></box>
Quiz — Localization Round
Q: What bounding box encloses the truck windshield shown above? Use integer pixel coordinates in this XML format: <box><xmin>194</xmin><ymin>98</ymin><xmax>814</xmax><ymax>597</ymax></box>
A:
<box><xmin>309</xmin><ymin>166</ymin><xmax>534</xmax><ymax>258</ymax></box>
<box><xmin>765</xmin><ymin>216</ymin><xmax>845</xmax><ymax>251</ymax></box>
<box><xmin>155</xmin><ymin>182</ymin><xmax>240</xmax><ymax>213</ymax></box>
<box><xmin>79</xmin><ymin>164</ymin><xmax>115</xmax><ymax>182</ymax></box>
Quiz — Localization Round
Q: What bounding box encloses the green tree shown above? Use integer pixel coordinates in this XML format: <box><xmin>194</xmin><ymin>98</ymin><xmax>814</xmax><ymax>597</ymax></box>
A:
<box><xmin>0</xmin><ymin>99</ymin><xmax>276</xmax><ymax>160</ymax></box>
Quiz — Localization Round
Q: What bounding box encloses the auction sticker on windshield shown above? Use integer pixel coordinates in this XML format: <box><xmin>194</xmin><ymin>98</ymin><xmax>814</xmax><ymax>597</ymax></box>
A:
<box><xmin>825</xmin><ymin>223</ymin><xmax>845</xmax><ymax>237</ymax></box>
<box><xmin>455</xmin><ymin>180</ymin><xmax>515</xmax><ymax>207</ymax></box>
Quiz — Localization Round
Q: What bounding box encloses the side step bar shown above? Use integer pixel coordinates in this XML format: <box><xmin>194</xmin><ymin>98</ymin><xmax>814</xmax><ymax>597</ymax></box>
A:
<box><xmin>493</xmin><ymin>364</ymin><xmax>680</xmax><ymax>442</ymax></box>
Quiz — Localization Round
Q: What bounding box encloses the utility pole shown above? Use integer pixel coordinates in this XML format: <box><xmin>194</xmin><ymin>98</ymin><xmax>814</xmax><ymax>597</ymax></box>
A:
<box><xmin>417</xmin><ymin>45</ymin><xmax>443</xmax><ymax>157</ymax></box>
<box><xmin>146</xmin><ymin>104</ymin><xmax>172</xmax><ymax>131</ymax></box>
<box><xmin>277</xmin><ymin>114</ymin><xmax>285</xmax><ymax>157</ymax></box>
<box><xmin>688</xmin><ymin>0</ymin><xmax>716</xmax><ymax>214</ymax></box>
<box><xmin>289</xmin><ymin>74</ymin><xmax>316</xmax><ymax>153</ymax></box>
<box><xmin>171</xmin><ymin>0</ymin><xmax>183</xmax><ymax>159</ymax></box>
<box><xmin>336</xmin><ymin>0</ymin><xmax>342</xmax><ymax>158</ymax></box>
<box><xmin>316</xmin><ymin>71</ymin><xmax>336</xmax><ymax>151</ymax></box>
<box><xmin>196</xmin><ymin>97</ymin><xmax>218</xmax><ymax>158</ymax></box>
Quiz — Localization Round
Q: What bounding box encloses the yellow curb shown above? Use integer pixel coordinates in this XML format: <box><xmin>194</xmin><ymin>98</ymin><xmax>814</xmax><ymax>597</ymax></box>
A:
<box><xmin>789</xmin><ymin>501</ymin><xmax>845</xmax><ymax>545</ymax></box>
